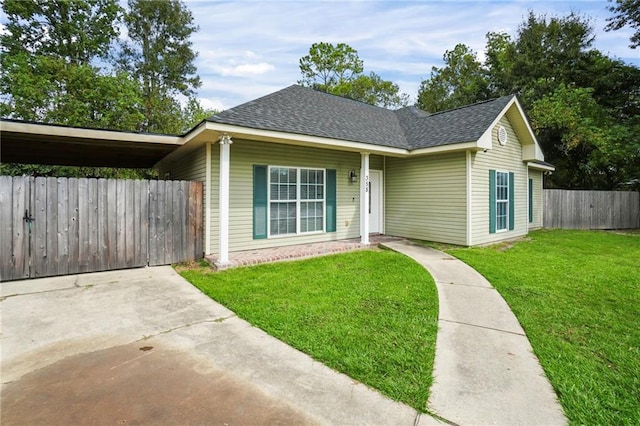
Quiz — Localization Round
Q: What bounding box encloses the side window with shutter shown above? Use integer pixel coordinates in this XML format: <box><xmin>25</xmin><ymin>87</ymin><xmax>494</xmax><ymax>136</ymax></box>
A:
<box><xmin>253</xmin><ymin>165</ymin><xmax>268</xmax><ymax>239</ymax></box>
<box><xmin>490</xmin><ymin>170</ymin><xmax>514</xmax><ymax>233</ymax></box>
<box><xmin>326</xmin><ymin>169</ymin><xmax>336</xmax><ymax>232</ymax></box>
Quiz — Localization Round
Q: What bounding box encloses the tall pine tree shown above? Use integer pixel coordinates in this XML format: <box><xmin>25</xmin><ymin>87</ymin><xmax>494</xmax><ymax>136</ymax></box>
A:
<box><xmin>118</xmin><ymin>0</ymin><xmax>202</xmax><ymax>134</ymax></box>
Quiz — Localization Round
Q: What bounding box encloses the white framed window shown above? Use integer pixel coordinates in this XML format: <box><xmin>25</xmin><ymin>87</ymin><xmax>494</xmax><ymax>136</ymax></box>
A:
<box><xmin>269</xmin><ymin>166</ymin><xmax>325</xmax><ymax>236</ymax></box>
<box><xmin>495</xmin><ymin>171</ymin><xmax>509</xmax><ymax>231</ymax></box>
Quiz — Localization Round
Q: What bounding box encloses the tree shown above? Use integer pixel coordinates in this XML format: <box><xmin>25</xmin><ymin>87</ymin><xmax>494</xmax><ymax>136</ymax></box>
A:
<box><xmin>530</xmin><ymin>84</ymin><xmax>639</xmax><ymax>189</ymax></box>
<box><xmin>333</xmin><ymin>72</ymin><xmax>409</xmax><ymax>108</ymax></box>
<box><xmin>0</xmin><ymin>0</ymin><xmax>141</xmax><ymax>128</ymax></box>
<box><xmin>178</xmin><ymin>97</ymin><xmax>218</xmax><ymax>132</ymax></box>
<box><xmin>1</xmin><ymin>0</ymin><xmax>121</xmax><ymax>63</ymax></box>
<box><xmin>298</xmin><ymin>42</ymin><xmax>407</xmax><ymax>108</ymax></box>
<box><xmin>606</xmin><ymin>0</ymin><xmax>640</xmax><ymax>48</ymax></box>
<box><xmin>485</xmin><ymin>12</ymin><xmax>596</xmax><ymax>108</ymax></box>
<box><xmin>119</xmin><ymin>0</ymin><xmax>201</xmax><ymax>133</ymax></box>
<box><xmin>298</xmin><ymin>42</ymin><xmax>364</xmax><ymax>91</ymax></box>
<box><xmin>417</xmin><ymin>44</ymin><xmax>490</xmax><ymax>112</ymax></box>
<box><xmin>418</xmin><ymin>11</ymin><xmax>640</xmax><ymax>190</ymax></box>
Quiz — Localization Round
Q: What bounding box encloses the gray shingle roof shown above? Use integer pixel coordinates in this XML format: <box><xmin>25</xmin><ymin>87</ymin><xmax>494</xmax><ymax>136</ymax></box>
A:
<box><xmin>207</xmin><ymin>85</ymin><xmax>515</xmax><ymax>150</ymax></box>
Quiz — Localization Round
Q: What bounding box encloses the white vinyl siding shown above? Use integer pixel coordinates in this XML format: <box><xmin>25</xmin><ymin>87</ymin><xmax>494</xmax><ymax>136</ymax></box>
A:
<box><xmin>471</xmin><ymin>116</ymin><xmax>529</xmax><ymax>245</ymax></box>
<box><xmin>385</xmin><ymin>152</ymin><xmax>467</xmax><ymax>245</ymax></box>
<box><xmin>157</xmin><ymin>145</ymin><xmax>206</xmax><ymax>182</ymax></box>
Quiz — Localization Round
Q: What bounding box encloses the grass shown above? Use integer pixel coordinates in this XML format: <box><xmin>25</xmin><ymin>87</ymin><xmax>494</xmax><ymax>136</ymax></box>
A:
<box><xmin>179</xmin><ymin>249</ymin><xmax>439</xmax><ymax>412</ymax></box>
<box><xmin>446</xmin><ymin>229</ymin><xmax>640</xmax><ymax>425</ymax></box>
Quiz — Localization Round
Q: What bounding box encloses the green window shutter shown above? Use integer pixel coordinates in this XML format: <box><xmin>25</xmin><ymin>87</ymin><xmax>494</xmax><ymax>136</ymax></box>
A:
<box><xmin>253</xmin><ymin>165</ymin><xmax>268</xmax><ymax>239</ymax></box>
<box><xmin>509</xmin><ymin>172</ymin><xmax>515</xmax><ymax>230</ymax></box>
<box><xmin>489</xmin><ymin>170</ymin><xmax>496</xmax><ymax>234</ymax></box>
<box><xmin>528</xmin><ymin>178</ymin><xmax>533</xmax><ymax>223</ymax></box>
<box><xmin>326</xmin><ymin>169</ymin><xmax>337</xmax><ymax>232</ymax></box>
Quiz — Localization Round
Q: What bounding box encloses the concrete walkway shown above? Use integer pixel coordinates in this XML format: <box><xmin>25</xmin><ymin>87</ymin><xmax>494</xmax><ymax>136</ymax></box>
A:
<box><xmin>1</xmin><ymin>266</ymin><xmax>441</xmax><ymax>425</ymax></box>
<box><xmin>382</xmin><ymin>240</ymin><xmax>567</xmax><ymax>425</ymax></box>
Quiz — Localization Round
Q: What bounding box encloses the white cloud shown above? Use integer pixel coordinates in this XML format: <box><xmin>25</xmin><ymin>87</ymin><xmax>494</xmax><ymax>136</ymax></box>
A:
<box><xmin>198</xmin><ymin>97</ymin><xmax>225</xmax><ymax>112</ymax></box>
<box><xmin>189</xmin><ymin>0</ymin><xmax>637</xmax><ymax>109</ymax></box>
<box><xmin>221</xmin><ymin>62</ymin><xmax>275</xmax><ymax>76</ymax></box>
<box><xmin>3</xmin><ymin>0</ymin><xmax>636</xmax><ymax>110</ymax></box>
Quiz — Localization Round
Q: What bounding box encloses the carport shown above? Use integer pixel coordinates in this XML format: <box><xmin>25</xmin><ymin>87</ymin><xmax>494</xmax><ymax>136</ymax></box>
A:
<box><xmin>0</xmin><ymin>119</ymin><xmax>203</xmax><ymax>281</ymax></box>
<box><xmin>1</xmin><ymin>119</ymin><xmax>182</xmax><ymax>168</ymax></box>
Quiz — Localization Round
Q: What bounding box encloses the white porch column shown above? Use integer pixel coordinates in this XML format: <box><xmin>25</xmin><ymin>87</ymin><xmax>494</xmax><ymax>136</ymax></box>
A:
<box><xmin>204</xmin><ymin>142</ymin><xmax>212</xmax><ymax>255</ymax></box>
<box><xmin>360</xmin><ymin>152</ymin><xmax>370</xmax><ymax>245</ymax></box>
<box><xmin>218</xmin><ymin>134</ymin><xmax>233</xmax><ymax>265</ymax></box>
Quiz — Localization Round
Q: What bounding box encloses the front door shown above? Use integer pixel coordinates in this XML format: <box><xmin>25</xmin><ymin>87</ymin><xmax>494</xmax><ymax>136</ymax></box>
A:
<box><xmin>368</xmin><ymin>170</ymin><xmax>383</xmax><ymax>234</ymax></box>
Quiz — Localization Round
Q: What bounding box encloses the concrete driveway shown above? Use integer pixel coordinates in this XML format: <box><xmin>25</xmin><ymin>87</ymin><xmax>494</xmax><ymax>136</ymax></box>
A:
<box><xmin>1</xmin><ymin>266</ymin><xmax>439</xmax><ymax>425</ymax></box>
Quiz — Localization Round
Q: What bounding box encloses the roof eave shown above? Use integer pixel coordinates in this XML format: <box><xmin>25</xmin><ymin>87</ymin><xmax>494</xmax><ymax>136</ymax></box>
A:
<box><xmin>527</xmin><ymin>161</ymin><xmax>555</xmax><ymax>172</ymax></box>
<box><xmin>409</xmin><ymin>141</ymin><xmax>480</xmax><ymax>156</ymax></box>
<box><xmin>189</xmin><ymin>122</ymin><xmax>410</xmax><ymax>156</ymax></box>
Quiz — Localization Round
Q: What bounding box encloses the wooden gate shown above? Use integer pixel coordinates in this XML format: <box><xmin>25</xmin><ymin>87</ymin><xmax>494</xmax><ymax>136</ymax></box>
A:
<box><xmin>0</xmin><ymin>176</ymin><xmax>203</xmax><ymax>282</ymax></box>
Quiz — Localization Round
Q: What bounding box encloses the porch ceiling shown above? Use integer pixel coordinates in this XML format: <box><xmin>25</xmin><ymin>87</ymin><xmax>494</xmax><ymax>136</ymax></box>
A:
<box><xmin>1</xmin><ymin>120</ymin><xmax>182</xmax><ymax>168</ymax></box>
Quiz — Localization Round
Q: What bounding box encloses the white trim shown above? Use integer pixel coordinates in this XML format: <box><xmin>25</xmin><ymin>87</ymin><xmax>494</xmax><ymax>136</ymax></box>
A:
<box><xmin>204</xmin><ymin>142</ymin><xmax>212</xmax><ymax>255</ymax></box>
<box><xmin>495</xmin><ymin>170</ymin><xmax>509</xmax><ymax>232</ymax></box>
<box><xmin>369</xmin><ymin>170</ymin><xmax>384</xmax><ymax>234</ymax></box>
<box><xmin>218</xmin><ymin>135</ymin><xmax>232</xmax><ymax>265</ymax></box>
<box><xmin>383</xmin><ymin>156</ymin><xmax>386</xmax><ymax>235</ymax></box>
<box><xmin>360</xmin><ymin>153</ymin><xmax>370</xmax><ymax>245</ymax></box>
<box><xmin>409</xmin><ymin>141</ymin><xmax>479</xmax><ymax>156</ymax></box>
<box><xmin>527</xmin><ymin>161</ymin><xmax>555</xmax><ymax>172</ymax></box>
<box><xmin>526</xmin><ymin>167</ymin><xmax>530</xmax><ymax>228</ymax></box>
<box><xmin>466</xmin><ymin>150</ymin><xmax>473</xmax><ymax>246</ymax></box>
<box><xmin>201</xmin><ymin>122</ymin><xmax>407</xmax><ymax>157</ymax></box>
<box><xmin>0</xmin><ymin>119</ymin><xmax>182</xmax><ymax>145</ymax></box>
<box><xmin>266</xmin><ymin>166</ymin><xmax>326</xmax><ymax>237</ymax></box>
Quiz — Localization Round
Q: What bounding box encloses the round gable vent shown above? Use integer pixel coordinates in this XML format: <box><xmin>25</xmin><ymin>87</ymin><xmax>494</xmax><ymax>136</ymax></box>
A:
<box><xmin>497</xmin><ymin>126</ymin><xmax>508</xmax><ymax>146</ymax></box>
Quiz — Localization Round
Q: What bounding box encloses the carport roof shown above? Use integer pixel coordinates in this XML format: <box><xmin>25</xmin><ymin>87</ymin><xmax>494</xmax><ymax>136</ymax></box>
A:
<box><xmin>1</xmin><ymin>119</ymin><xmax>183</xmax><ymax>168</ymax></box>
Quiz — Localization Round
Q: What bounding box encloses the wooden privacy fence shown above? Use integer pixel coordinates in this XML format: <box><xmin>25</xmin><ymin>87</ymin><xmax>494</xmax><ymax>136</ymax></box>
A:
<box><xmin>544</xmin><ymin>189</ymin><xmax>640</xmax><ymax>229</ymax></box>
<box><xmin>0</xmin><ymin>176</ymin><xmax>203</xmax><ymax>282</ymax></box>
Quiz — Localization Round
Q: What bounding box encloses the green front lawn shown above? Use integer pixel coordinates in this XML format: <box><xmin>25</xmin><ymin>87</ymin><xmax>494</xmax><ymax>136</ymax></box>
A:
<box><xmin>179</xmin><ymin>249</ymin><xmax>439</xmax><ymax>411</ymax></box>
<box><xmin>447</xmin><ymin>230</ymin><xmax>640</xmax><ymax>425</ymax></box>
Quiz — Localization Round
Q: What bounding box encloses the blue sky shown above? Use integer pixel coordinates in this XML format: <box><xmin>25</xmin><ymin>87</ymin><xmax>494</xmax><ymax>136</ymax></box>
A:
<box><xmin>1</xmin><ymin>1</ymin><xmax>637</xmax><ymax>112</ymax></box>
<box><xmin>185</xmin><ymin>0</ymin><xmax>639</xmax><ymax>111</ymax></box>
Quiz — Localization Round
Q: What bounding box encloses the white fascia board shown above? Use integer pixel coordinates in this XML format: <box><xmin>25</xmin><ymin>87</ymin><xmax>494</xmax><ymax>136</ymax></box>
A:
<box><xmin>527</xmin><ymin>161</ymin><xmax>555</xmax><ymax>172</ymax></box>
<box><xmin>410</xmin><ymin>141</ymin><xmax>479</xmax><ymax>156</ymax></box>
<box><xmin>511</xmin><ymin>97</ymin><xmax>539</xmax><ymax>146</ymax></box>
<box><xmin>203</xmin><ymin>122</ymin><xmax>409</xmax><ymax>157</ymax></box>
<box><xmin>1</xmin><ymin>119</ymin><xmax>183</xmax><ymax>145</ymax></box>
<box><xmin>477</xmin><ymin>129</ymin><xmax>493</xmax><ymax>150</ymax></box>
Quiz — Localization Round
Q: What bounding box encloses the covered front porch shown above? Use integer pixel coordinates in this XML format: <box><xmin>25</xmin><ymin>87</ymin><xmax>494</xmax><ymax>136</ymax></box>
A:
<box><xmin>206</xmin><ymin>235</ymin><xmax>403</xmax><ymax>270</ymax></box>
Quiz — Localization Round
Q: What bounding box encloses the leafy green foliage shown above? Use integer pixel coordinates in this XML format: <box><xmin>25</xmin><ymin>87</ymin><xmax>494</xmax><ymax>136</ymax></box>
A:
<box><xmin>0</xmin><ymin>0</ymin><xmax>210</xmax><ymax>177</ymax></box>
<box><xmin>418</xmin><ymin>11</ymin><xmax>640</xmax><ymax>190</ymax></box>
<box><xmin>447</xmin><ymin>230</ymin><xmax>640</xmax><ymax>425</ymax></box>
<box><xmin>0</xmin><ymin>163</ymin><xmax>158</xmax><ymax>179</ymax></box>
<box><xmin>606</xmin><ymin>0</ymin><xmax>640</xmax><ymax>48</ymax></box>
<box><xmin>179</xmin><ymin>250</ymin><xmax>439</xmax><ymax>411</ymax></box>
<box><xmin>1</xmin><ymin>0</ymin><xmax>121</xmax><ymax>63</ymax></box>
<box><xmin>486</xmin><ymin>12</ymin><xmax>596</xmax><ymax>105</ymax></box>
<box><xmin>299</xmin><ymin>42</ymin><xmax>407</xmax><ymax>108</ymax></box>
<box><xmin>416</xmin><ymin>44</ymin><xmax>490</xmax><ymax>112</ymax></box>
<box><xmin>299</xmin><ymin>42</ymin><xmax>364</xmax><ymax>90</ymax></box>
<box><xmin>0</xmin><ymin>0</ymin><xmax>139</xmax><ymax>128</ymax></box>
<box><xmin>333</xmin><ymin>72</ymin><xmax>409</xmax><ymax>108</ymax></box>
<box><xmin>118</xmin><ymin>0</ymin><xmax>202</xmax><ymax>133</ymax></box>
